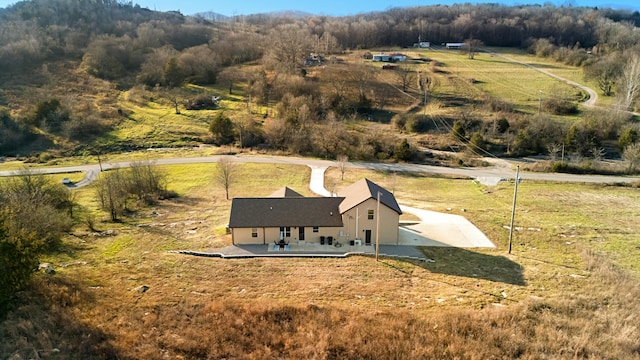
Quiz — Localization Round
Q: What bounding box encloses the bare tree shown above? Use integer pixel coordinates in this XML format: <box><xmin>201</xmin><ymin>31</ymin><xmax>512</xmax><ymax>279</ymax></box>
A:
<box><xmin>349</xmin><ymin>64</ymin><xmax>374</xmax><ymax>102</ymax></box>
<box><xmin>394</xmin><ymin>65</ymin><xmax>416</xmax><ymax>93</ymax></box>
<box><xmin>623</xmin><ymin>143</ymin><xmax>640</xmax><ymax>174</ymax></box>
<box><xmin>1</xmin><ymin>168</ymin><xmax>73</xmax><ymax>246</ymax></box>
<box><xmin>464</xmin><ymin>37</ymin><xmax>484</xmax><ymax>60</ymax></box>
<box><xmin>128</xmin><ymin>160</ymin><xmax>167</xmax><ymax>203</ymax></box>
<box><xmin>390</xmin><ymin>171</ymin><xmax>398</xmax><ymax>195</ymax></box>
<box><xmin>95</xmin><ymin>168</ymin><xmax>128</xmax><ymax>222</ymax></box>
<box><xmin>547</xmin><ymin>143</ymin><xmax>563</xmax><ymax>161</ymax></box>
<box><xmin>217</xmin><ymin>156</ymin><xmax>237</xmax><ymax>200</ymax></box>
<box><xmin>218</xmin><ymin>67</ymin><xmax>240</xmax><ymax>95</ymax></box>
<box><xmin>234</xmin><ymin>114</ymin><xmax>251</xmax><ymax>150</ymax></box>
<box><xmin>585</xmin><ymin>55</ymin><xmax>622</xmax><ymax>96</ymax></box>
<box><xmin>618</xmin><ymin>52</ymin><xmax>640</xmax><ymax>111</ymax></box>
<box><xmin>266</xmin><ymin>23</ymin><xmax>314</xmax><ymax>72</ymax></box>
<box><xmin>590</xmin><ymin>147</ymin><xmax>606</xmax><ymax>162</ymax></box>
<box><xmin>337</xmin><ymin>154</ymin><xmax>349</xmax><ymax>180</ymax></box>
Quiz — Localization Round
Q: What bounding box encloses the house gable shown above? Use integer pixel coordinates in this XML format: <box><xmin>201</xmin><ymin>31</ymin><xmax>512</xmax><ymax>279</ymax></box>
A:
<box><xmin>338</xmin><ymin>178</ymin><xmax>402</xmax><ymax>215</ymax></box>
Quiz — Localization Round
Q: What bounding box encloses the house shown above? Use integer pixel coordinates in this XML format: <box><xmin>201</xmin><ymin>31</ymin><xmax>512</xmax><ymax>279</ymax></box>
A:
<box><xmin>373</xmin><ymin>53</ymin><xmax>407</xmax><ymax>63</ymax></box>
<box><xmin>390</xmin><ymin>53</ymin><xmax>407</xmax><ymax>62</ymax></box>
<box><xmin>446</xmin><ymin>42</ymin><xmax>464</xmax><ymax>49</ymax></box>
<box><xmin>372</xmin><ymin>54</ymin><xmax>391</xmax><ymax>62</ymax></box>
<box><xmin>228</xmin><ymin>179</ymin><xmax>402</xmax><ymax>246</ymax></box>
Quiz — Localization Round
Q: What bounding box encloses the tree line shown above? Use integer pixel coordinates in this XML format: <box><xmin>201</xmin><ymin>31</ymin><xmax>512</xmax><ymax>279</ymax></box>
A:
<box><xmin>2</xmin><ymin>1</ymin><xmax>639</xmax><ymax>75</ymax></box>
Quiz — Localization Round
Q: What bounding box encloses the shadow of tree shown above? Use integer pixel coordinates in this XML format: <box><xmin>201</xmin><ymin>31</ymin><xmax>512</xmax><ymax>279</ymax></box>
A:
<box><xmin>417</xmin><ymin>247</ymin><xmax>526</xmax><ymax>286</ymax></box>
<box><xmin>0</xmin><ymin>276</ymin><xmax>122</xmax><ymax>359</ymax></box>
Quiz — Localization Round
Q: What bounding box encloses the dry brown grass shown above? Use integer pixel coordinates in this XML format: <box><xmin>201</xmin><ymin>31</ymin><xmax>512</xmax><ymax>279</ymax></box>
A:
<box><xmin>4</xmin><ymin>249</ymin><xmax>639</xmax><ymax>359</ymax></box>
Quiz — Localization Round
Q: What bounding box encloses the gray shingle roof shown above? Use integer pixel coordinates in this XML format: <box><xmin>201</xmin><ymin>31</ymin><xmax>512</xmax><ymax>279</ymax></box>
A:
<box><xmin>338</xmin><ymin>178</ymin><xmax>402</xmax><ymax>215</ymax></box>
<box><xmin>229</xmin><ymin>197</ymin><xmax>345</xmax><ymax>228</ymax></box>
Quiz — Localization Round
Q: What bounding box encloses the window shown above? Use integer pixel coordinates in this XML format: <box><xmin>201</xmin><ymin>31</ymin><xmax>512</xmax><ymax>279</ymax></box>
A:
<box><xmin>368</xmin><ymin>210</ymin><xmax>374</xmax><ymax>220</ymax></box>
<box><xmin>312</xmin><ymin>227</ymin><xmax>319</xmax><ymax>233</ymax></box>
<box><xmin>279</xmin><ymin>226</ymin><xmax>291</xmax><ymax>237</ymax></box>
<box><xmin>251</xmin><ymin>228</ymin><xmax>258</xmax><ymax>238</ymax></box>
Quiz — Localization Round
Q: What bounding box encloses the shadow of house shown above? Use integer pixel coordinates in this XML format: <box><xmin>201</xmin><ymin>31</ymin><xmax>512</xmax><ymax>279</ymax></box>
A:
<box><xmin>418</xmin><ymin>247</ymin><xmax>526</xmax><ymax>286</ymax></box>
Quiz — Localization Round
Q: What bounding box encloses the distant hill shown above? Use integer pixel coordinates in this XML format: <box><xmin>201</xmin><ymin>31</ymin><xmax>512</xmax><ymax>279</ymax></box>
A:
<box><xmin>192</xmin><ymin>11</ymin><xmax>230</xmax><ymax>21</ymax></box>
<box><xmin>599</xmin><ymin>3</ymin><xmax>640</xmax><ymax>11</ymax></box>
<box><xmin>193</xmin><ymin>9</ymin><xmax>314</xmax><ymax>21</ymax></box>
<box><xmin>265</xmin><ymin>10</ymin><xmax>314</xmax><ymax>18</ymax></box>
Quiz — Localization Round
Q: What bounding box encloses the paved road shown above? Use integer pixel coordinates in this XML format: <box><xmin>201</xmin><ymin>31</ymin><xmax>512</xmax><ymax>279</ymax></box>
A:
<box><xmin>1</xmin><ymin>154</ymin><xmax>639</xmax><ymax>186</ymax></box>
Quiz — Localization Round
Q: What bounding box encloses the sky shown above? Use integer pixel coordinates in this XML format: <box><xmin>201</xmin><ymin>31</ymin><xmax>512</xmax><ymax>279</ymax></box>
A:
<box><xmin>0</xmin><ymin>0</ymin><xmax>638</xmax><ymax>16</ymax></box>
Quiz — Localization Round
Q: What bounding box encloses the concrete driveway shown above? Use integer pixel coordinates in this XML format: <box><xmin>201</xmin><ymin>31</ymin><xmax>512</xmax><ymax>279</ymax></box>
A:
<box><xmin>399</xmin><ymin>205</ymin><xmax>495</xmax><ymax>248</ymax></box>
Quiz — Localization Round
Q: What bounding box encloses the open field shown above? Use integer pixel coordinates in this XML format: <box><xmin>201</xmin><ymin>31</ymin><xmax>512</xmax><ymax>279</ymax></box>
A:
<box><xmin>2</xmin><ymin>162</ymin><xmax>640</xmax><ymax>358</ymax></box>
<box><xmin>407</xmin><ymin>47</ymin><xmax>586</xmax><ymax>115</ymax></box>
<box><xmin>488</xmin><ymin>47</ymin><xmax>618</xmax><ymax>108</ymax></box>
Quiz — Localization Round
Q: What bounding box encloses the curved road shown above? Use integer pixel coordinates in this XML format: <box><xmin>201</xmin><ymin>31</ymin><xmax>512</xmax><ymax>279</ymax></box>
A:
<box><xmin>1</xmin><ymin>154</ymin><xmax>639</xmax><ymax>187</ymax></box>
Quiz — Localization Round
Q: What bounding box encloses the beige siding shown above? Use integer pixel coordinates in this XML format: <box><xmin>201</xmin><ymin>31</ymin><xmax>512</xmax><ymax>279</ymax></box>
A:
<box><xmin>232</xmin><ymin>227</ymin><xmax>265</xmax><ymax>245</ymax></box>
<box><xmin>232</xmin><ymin>226</ymin><xmax>344</xmax><ymax>245</ymax></box>
<box><xmin>341</xmin><ymin>198</ymin><xmax>399</xmax><ymax>244</ymax></box>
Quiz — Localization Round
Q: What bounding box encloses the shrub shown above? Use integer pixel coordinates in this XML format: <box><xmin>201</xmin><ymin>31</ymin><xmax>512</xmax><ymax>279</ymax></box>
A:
<box><xmin>405</xmin><ymin>115</ymin><xmax>432</xmax><ymax>133</ymax></box>
<box><xmin>542</xmin><ymin>97</ymin><xmax>578</xmax><ymax>115</ymax></box>
<box><xmin>618</xmin><ymin>127</ymin><xmax>638</xmax><ymax>151</ymax></box>
<box><xmin>469</xmin><ymin>132</ymin><xmax>487</xmax><ymax>152</ymax></box>
<box><xmin>209</xmin><ymin>113</ymin><xmax>235</xmax><ymax>145</ymax></box>
<box><xmin>62</xmin><ymin>115</ymin><xmax>107</xmax><ymax>140</ymax></box>
<box><xmin>394</xmin><ymin>139</ymin><xmax>414</xmax><ymax>161</ymax></box>
<box><xmin>565</xmin><ymin>124</ymin><xmax>602</xmax><ymax>156</ymax></box>
<box><xmin>551</xmin><ymin>161</ymin><xmax>569</xmax><ymax>172</ymax></box>
<box><xmin>451</xmin><ymin>120</ymin><xmax>466</xmax><ymax>140</ymax></box>
<box><xmin>185</xmin><ymin>95</ymin><xmax>219</xmax><ymax>110</ymax></box>
<box><xmin>496</xmin><ymin>118</ymin><xmax>510</xmax><ymax>133</ymax></box>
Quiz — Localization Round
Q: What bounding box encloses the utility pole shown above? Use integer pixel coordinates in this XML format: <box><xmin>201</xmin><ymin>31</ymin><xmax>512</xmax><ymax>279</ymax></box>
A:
<box><xmin>508</xmin><ymin>165</ymin><xmax>520</xmax><ymax>254</ymax></box>
<box><xmin>375</xmin><ymin>191</ymin><xmax>381</xmax><ymax>261</ymax></box>
<box><xmin>97</xmin><ymin>153</ymin><xmax>103</xmax><ymax>172</ymax></box>
<box><xmin>538</xmin><ymin>90</ymin><xmax>542</xmax><ymax>115</ymax></box>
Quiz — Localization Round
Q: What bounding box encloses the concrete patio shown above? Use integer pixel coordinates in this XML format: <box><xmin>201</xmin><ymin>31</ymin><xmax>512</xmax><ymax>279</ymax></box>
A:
<box><xmin>171</xmin><ymin>242</ymin><xmax>432</xmax><ymax>261</ymax></box>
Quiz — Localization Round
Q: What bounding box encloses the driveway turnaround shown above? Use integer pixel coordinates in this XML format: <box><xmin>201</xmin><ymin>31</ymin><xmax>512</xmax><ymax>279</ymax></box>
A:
<box><xmin>399</xmin><ymin>205</ymin><xmax>495</xmax><ymax>248</ymax></box>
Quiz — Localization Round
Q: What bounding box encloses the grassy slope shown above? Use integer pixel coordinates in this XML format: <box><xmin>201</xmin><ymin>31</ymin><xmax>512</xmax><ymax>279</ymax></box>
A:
<box><xmin>2</xmin><ymin>163</ymin><xmax>640</xmax><ymax>358</ymax></box>
<box><xmin>0</xmin><ymin>47</ymin><xmax>608</xmax><ymax>172</ymax></box>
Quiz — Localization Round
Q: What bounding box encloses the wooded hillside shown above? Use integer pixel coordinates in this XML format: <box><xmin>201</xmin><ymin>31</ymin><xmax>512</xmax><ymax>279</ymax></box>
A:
<box><xmin>0</xmin><ymin>0</ymin><xmax>639</xmax><ymax>165</ymax></box>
